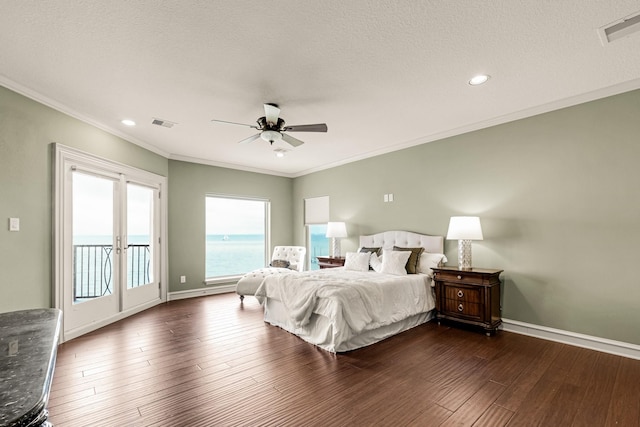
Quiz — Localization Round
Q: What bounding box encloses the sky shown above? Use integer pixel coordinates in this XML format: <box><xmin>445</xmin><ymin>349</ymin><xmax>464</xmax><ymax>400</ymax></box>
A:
<box><xmin>72</xmin><ymin>172</ymin><xmax>153</xmax><ymax>237</ymax></box>
<box><xmin>72</xmin><ymin>173</ymin><xmax>265</xmax><ymax>238</ymax></box>
<box><xmin>205</xmin><ymin>196</ymin><xmax>265</xmax><ymax>235</ymax></box>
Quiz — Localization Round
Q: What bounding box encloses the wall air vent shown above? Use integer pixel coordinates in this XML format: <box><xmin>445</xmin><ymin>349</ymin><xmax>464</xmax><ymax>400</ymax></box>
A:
<box><xmin>151</xmin><ymin>118</ymin><xmax>177</xmax><ymax>128</ymax></box>
<box><xmin>598</xmin><ymin>11</ymin><xmax>640</xmax><ymax>45</ymax></box>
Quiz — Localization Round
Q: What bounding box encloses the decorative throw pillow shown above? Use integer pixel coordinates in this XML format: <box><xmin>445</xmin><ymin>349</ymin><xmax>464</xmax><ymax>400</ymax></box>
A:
<box><xmin>369</xmin><ymin>252</ymin><xmax>382</xmax><ymax>273</ymax></box>
<box><xmin>344</xmin><ymin>252</ymin><xmax>371</xmax><ymax>272</ymax></box>
<box><xmin>393</xmin><ymin>246</ymin><xmax>424</xmax><ymax>274</ymax></box>
<box><xmin>358</xmin><ymin>246</ymin><xmax>382</xmax><ymax>256</ymax></box>
<box><xmin>380</xmin><ymin>250</ymin><xmax>411</xmax><ymax>276</ymax></box>
<box><xmin>359</xmin><ymin>247</ymin><xmax>382</xmax><ymax>270</ymax></box>
<box><xmin>270</xmin><ymin>259</ymin><xmax>290</xmax><ymax>268</ymax></box>
<box><xmin>417</xmin><ymin>252</ymin><xmax>447</xmax><ymax>277</ymax></box>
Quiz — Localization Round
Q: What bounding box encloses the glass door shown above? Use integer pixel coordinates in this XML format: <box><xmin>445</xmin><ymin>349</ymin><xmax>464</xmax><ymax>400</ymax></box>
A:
<box><xmin>122</xmin><ymin>182</ymin><xmax>160</xmax><ymax>311</ymax></box>
<box><xmin>55</xmin><ymin>144</ymin><xmax>166</xmax><ymax>341</ymax></box>
<box><xmin>65</xmin><ymin>170</ymin><xmax>121</xmax><ymax>333</ymax></box>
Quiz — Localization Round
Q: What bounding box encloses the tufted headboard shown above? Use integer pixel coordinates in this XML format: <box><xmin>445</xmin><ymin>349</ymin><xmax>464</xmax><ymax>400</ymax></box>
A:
<box><xmin>359</xmin><ymin>230</ymin><xmax>444</xmax><ymax>254</ymax></box>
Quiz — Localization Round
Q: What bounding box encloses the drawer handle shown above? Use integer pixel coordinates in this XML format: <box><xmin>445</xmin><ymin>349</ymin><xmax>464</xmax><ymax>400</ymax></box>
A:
<box><xmin>457</xmin><ymin>290</ymin><xmax>464</xmax><ymax>298</ymax></box>
<box><xmin>458</xmin><ymin>303</ymin><xmax>464</xmax><ymax>312</ymax></box>
<box><xmin>457</xmin><ymin>275</ymin><xmax>462</xmax><ymax>280</ymax></box>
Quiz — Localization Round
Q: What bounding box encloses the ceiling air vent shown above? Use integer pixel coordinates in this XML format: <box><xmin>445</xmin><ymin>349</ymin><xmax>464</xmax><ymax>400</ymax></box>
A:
<box><xmin>598</xmin><ymin>11</ymin><xmax>640</xmax><ymax>44</ymax></box>
<box><xmin>151</xmin><ymin>118</ymin><xmax>177</xmax><ymax>128</ymax></box>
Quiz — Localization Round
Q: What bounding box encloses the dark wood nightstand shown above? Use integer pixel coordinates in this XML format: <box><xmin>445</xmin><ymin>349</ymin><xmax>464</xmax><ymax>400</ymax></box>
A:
<box><xmin>432</xmin><ymin>266</ymin><xmax>503</xmax><ymax>336</ymax></box>
<box><xmin>316</xmin><ymin>256</ymin><xmax>345</xmax><ymax>269</ymax></box>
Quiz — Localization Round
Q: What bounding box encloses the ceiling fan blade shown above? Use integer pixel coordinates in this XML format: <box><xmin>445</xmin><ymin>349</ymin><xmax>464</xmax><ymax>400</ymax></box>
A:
<box><xmin>264</xmin><ymin>103</ymin><xmax>280</xmax><ymax>126</ymax></box>
<box><xmin>238</xmin><ymin>134</ymin><xmax>261</xmax><ymax>144</ymax></box>
<box><xmin>211</xmin><ymin>119</ymin><xmax>258</xmax><ymax>129</ymax></box>
<box><xmin>283</xmin><ymin>123</ymin><xmax>328</xmax><ymax>132</ymax></box>
<box><xmin>282</xmin><ymin>133</ymin><xmax>305</xmax><ymax>147</ymax></box>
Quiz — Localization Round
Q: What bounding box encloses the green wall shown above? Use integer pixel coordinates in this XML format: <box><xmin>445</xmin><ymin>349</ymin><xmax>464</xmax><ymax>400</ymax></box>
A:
<box><xmin>167</xmin><ymin>160</ymin><xmax>293</xmax><ymax>292</ymax></box>
<box><xmin>0</xmin><ymin>86</ymin><xmax>168</xmax><ymax>312</ymax></box>
<box><xmin>3</xmin><ymin>82</ymin><xmax>640</xmax><ymax>347</ymax></box>
<box><xmin>293</xmin><ymin>89</ymin><xmax>640</xmax><ymax>345</ymax></box>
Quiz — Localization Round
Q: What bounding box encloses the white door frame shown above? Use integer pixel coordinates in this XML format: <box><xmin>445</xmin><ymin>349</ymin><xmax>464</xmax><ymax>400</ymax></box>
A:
<box><xmin>53</xmin><ymin>144</ymin><xmax>168</xmax><ymax>343</ymax></box>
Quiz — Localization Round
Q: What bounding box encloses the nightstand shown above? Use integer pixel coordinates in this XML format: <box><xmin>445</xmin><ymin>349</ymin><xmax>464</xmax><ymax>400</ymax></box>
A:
<box><xmin>316</xmin><ymin>256</ymin><xmax>345</xmax><ymax>269</ymax></box>
<box><xmin>432</xmin><ymin>266</ymin><xmax>503</xmax><ymax>336</ymax></box>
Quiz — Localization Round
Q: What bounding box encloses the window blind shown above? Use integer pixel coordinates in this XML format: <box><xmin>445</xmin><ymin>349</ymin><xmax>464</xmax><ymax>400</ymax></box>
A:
<box><xmin>304</xmin><ymin>196</ymin><xmax>329</xmax><ymax>225</ymax></box>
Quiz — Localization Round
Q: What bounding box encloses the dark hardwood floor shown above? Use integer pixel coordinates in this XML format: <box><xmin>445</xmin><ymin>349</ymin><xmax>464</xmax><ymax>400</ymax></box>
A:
<box><xmin>48</xmin><ymin>293</ymin><xmax>640</xmax><ymax>426</ymax></box>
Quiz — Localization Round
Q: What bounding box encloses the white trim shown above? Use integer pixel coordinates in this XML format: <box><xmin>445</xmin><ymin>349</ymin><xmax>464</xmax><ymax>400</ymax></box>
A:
<box><xmin>502</xmin><ymin>318</ymin><xmax>640</xmax><ymax>360</ymax></box>
<box><xmin>168</xmin><ymin>285</ymin><xmax>236</xmax><ymax>301</ymax></box>
<box><xmin>53</xmin><ymin>143</ymin><xmax>168</xmax><ymax>343</ymax></box>
<box><xmin>204</xmin><ymin>275</ymin><xmax>242</xmax><ymax>286</ymax></box>
<box><xmin>0</xmin><ymin>76</ymin><xmax>169</xmax><ymax>159</ymax></box>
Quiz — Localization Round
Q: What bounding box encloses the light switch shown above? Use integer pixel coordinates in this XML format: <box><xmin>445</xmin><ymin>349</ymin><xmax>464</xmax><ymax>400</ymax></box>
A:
<box><xmin>383</xmin><ymin>194</ymin><xmax>389</xmax><ymax>202</ymax></box>
<box><xmin>9</xmin><ymin>218</ymin><xmax>20</xmax><ymax>232</ymax></box>
<box><xmin>388</xmin><ymin>194</ymin><xmax>394</xmax><ymax>202</ymax></box>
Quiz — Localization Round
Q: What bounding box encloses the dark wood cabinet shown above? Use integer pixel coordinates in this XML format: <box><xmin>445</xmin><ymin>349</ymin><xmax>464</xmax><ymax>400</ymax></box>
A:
<box><xmin>432</xmin><ymin>266</ymin><xmax>503</xmax><ymax>336</ymax></box>
<box><xmin>316</xmin><ymin>256</ymin><xmax>345</xmax><ymax>269</ymax></box>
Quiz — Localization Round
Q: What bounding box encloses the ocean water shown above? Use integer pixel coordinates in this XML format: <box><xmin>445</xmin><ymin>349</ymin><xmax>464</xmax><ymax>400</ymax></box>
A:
<box><xmin>72</xmin><ymin>235</ymin><xmax>153</xmax><ymax>295</ymax></box>
<box><xmin>206</xmin><ymin>234</ymin><xmax>265</xmax><ymax>277</ymax></box>
<box><xmin>74</xmin><ymin>233</ymin><xmax>332</xmax><ymax>279</ymax></box>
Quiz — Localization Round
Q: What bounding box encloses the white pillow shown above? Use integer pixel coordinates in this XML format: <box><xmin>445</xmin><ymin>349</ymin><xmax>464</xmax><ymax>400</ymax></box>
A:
<box><xmin>417</xmin><ymin>252</ymin><xmax>448</xmax><ymax>277</ymax></box>
<box><xmin>344</xmin><ymin>251</ymin><xmax>371</xmax><ymax>272</ymax></box>
<box><xmin>369</xmin><ymin>252</ymin><xmax>382</xmax><ymax>273</ymax></box>
<box><xmin>380</xmin><ymin>250</ymin><xmax>411</xmax><ymax>275</ymax></box>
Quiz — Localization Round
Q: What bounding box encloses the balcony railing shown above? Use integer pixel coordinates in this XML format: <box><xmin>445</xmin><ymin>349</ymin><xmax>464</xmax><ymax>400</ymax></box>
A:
<box><xmin>73</xmin><ymin>244</ymin><xmax>151</xmax><ymax>300</ymax></box>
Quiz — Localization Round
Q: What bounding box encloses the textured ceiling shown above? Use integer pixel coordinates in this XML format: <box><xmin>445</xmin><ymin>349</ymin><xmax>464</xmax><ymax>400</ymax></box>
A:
<box><xmin>2</xmin><ymin>1</ymin><xmax>640</xmax><ymax>177</ymax></box>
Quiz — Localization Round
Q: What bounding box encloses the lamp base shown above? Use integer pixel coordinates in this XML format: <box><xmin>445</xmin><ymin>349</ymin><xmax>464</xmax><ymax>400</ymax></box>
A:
<box><xmin>457</xmin><ymin>239</ymin><xmax>472</xmax><ymax>270</ymax></box>
<box><xmin>330</xmin><ymin>237</ymin><xmax>341</xmax><ymax>258</ymax></box>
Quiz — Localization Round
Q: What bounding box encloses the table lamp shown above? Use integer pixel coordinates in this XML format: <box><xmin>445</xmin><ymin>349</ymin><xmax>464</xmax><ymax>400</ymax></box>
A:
<box><xmin>446</xmin><ymin>216</ymin><xmax>483</xmax><ymax>270</ymax></box>
<box><xmin>326</xmin><ymin>222</ymin><xmax>347</xmax><ymax>257</ymax></box>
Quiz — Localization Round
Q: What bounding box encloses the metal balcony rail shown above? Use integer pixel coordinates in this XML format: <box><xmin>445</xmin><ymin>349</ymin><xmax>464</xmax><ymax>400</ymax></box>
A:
<box><xmin>73</xmin><ymin>244</ymin><xmax>151</xmax><ymax>300</ymax></box>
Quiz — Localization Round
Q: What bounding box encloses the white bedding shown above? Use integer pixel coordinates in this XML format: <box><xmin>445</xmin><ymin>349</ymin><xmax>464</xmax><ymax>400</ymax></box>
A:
<box><xmin>255</xmin><ymin>267</ymin><xmax>435</xmax><ymax>352</ymax></box>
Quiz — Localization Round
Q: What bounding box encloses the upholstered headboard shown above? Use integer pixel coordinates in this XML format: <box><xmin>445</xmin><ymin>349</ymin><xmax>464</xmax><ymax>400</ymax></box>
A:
<box><xmin>359</xmin><ymin>230</ymin><xmax>444</xmax><ymax>254</ymax></box>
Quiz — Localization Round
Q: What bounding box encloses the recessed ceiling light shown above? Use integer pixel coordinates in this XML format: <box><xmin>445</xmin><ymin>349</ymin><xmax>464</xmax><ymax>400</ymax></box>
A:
<box><xmin>274</xmin><ymin>149</ymin><xmax>287</xmax><ymax>158</ymax></box>
<box><xmin>121</xmin><ymin>119</ymin><xmax>136</xmax><ymax>126</ymax></box>
<box><xmin>468</xmin><ymin>74</ymin><xmax>490</xmax><ymax>86</ymax></box>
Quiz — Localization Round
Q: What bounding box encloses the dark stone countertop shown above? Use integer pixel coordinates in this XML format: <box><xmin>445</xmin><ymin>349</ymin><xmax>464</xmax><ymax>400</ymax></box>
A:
<box><xmin>0</xmin><ymin>309</ymin><xmax>62</xmax><ymax>427</ymax></box>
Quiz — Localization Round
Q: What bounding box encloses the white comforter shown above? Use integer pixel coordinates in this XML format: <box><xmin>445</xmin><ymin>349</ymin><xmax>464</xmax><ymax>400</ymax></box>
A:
<box><xmin>254</xmin><ymin>268</ymin><xmax>433</xmax><ymax>335</ymax></box>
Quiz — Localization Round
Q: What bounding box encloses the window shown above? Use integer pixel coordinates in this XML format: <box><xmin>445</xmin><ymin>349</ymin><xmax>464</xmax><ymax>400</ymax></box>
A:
<box><xmin>304</xmin><ymin>196</ymin><xmax>330</xmax><ymax>270</ymax></box>
<box><xmin>307</xmin><ymin>224</ymin><xmax>329</xmax><ymax>270</ymax></box>
<box><xmin>205</xmin><ymin>195</ymin><xmax>269</xmax><ymax>278</ymax></box>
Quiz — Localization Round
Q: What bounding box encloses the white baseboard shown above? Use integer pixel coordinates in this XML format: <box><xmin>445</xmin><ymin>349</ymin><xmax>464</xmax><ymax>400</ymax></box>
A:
<box><xmin>502</xmin><ymin>318</ymin><xmax>640</xmax><ymax>360</ymax></box>
<box><xmin>168</xmin><ymin>284</ymin><xmax>236</xmax><ymax>301</ymax></box>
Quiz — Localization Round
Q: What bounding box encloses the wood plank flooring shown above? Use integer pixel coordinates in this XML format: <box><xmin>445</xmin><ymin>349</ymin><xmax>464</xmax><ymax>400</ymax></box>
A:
<box><xmin>48</xmin><ymin>293</ymin><xmax>640</xmax><ymax>426</ymax></box>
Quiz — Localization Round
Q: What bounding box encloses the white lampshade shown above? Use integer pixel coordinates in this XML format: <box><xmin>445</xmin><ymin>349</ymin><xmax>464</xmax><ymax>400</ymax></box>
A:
<box><xmin>446</xmin><ymin>216</ymin><xmax>483</xmax><ymax>240</ymax></box>
<box><xmin>326</xmin><ymin>222</ymin><xmax>348</xmax><ymax>238</ymax></box>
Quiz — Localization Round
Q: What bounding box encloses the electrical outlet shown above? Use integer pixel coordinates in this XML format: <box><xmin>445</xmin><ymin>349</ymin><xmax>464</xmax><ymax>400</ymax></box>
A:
<box><xmin>180</xmin><ymin>275</ymin><xmax>186</xmax><ymax>284</ymax></box>
<box><xmin>8</xmin><ymin>340</ymin><xmax>19</xmax><ymax>356</ymax></box>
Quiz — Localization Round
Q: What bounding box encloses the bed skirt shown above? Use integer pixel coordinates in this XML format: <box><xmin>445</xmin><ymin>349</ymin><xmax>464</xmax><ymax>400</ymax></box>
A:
<box><xmin>263</xmin><ymin>297</ymin><xmax>434</xmax><ymax>353</ymax></box>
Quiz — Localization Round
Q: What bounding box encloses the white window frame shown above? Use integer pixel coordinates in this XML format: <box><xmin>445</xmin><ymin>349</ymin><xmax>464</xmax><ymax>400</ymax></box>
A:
<box><xmin>204</xmin><ymin>194</ymin><xmax>270</xmax><ymax>285</ymax></box>
<box><xmin>304</xmin><ymin>196</ymin><xmax>330</xmax><ymax>270</ymax></box>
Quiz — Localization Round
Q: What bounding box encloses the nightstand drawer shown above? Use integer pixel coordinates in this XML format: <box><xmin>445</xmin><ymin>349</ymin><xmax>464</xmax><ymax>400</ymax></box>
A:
<box><xmin>434</xmin><ymin>270</ymin><xmax>499</xmax><ymax>286</ymax></box>
<box><xmin>444</xmin><ymin>285</ymin><xmax>481</xmax><ymax>304</ymax></box>
<box><xmin>444</xmin><ymin>299</ymin><xmax>482</xmax><ymax>319</ymax></box>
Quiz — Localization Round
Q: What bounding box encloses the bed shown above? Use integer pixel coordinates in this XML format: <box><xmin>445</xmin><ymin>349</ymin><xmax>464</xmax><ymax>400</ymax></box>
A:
<box><xmin>254</xmin><ymin>230</ymin><xmax>446</xmax><ymax>353</ymax></box>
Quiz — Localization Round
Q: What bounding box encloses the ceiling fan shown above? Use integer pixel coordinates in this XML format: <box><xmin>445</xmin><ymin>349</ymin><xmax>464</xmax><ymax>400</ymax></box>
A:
<box><xmin>211</xmin><ymin>103</ymin><xmax>327</xmax><ymax>147</ymax></box>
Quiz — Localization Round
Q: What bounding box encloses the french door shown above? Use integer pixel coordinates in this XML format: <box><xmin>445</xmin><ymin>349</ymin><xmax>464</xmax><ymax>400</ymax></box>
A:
<box><xmin>54</xmin><ymin>145</ymin><xmax>167</xmax><ymax>342</ymax></box>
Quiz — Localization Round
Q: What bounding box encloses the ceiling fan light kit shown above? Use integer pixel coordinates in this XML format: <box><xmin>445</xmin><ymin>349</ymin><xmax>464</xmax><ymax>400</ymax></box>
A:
<box><xmin>211</xmin><ymin>103</ymin><xmax>327</xmax><ymax>148</ymax></box>
<box><xmin>260</xmin><ymin>130</ymin><xmax>282</xmax><ymax>144</ymax></box>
